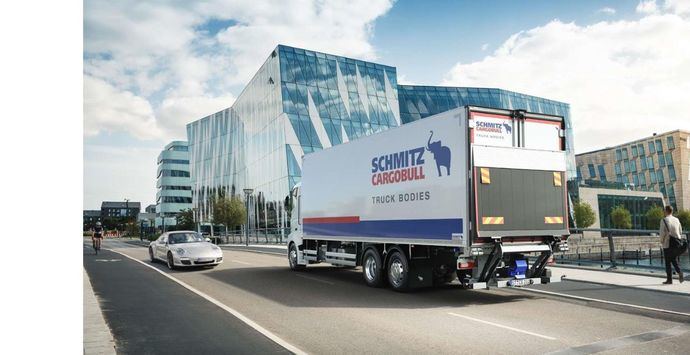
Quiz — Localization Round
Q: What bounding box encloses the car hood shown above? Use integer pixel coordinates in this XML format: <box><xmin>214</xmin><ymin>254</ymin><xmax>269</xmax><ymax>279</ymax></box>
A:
<box><xmin>171</xmin><ymin>242</ymin><xmax>222</xmax><ymax>256</ymax></box>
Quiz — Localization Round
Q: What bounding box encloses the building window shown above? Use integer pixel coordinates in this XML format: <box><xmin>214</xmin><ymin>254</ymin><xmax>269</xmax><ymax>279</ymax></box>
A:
<box><xmin>630</xmin><ymin>160</ymin><xmax>637</xmax><ymax>172</ymax></box>
<box><xmin>647</xmin><ymin>156</ymin><xmax>654</xmax><ymax>170</ymax></box>
<box><xmin>648</xmin><ymin>141</ymin><xmax>655</xmax><ymax>154</ymax></box>
<box><xmin>588</xmin><ymin>164</ymin><xmax>596</xmax><ymax>178</ymax></box>
<box><xmin>639</xmin><ymin>173</ymin><xmax>646</xmax><ymax>186</ymax></box>
<box><xmin>158</xmin><ymin>170</ymin><xmax>191</xmax><ymax>178</ymax></box>
<box><xmin>622</xmin><ymin>148</ymin><xmax>628</xmax><ymax>159</ymax></box>
<box><xmin>622</xmin><ymin>175</ymin><xmax>629</xmax><ymax>184</ymax></box>
<box><xmin>614</xmin><ymin>163</ymin><xmax>621</xmax><ymax>175</ymax></box>
<box><xmin>658</xmin><ymin>152</ymin><xmax>665</xmax><ymax>166</ymax></box>
<box><xmin>655</xmin><ymin>139</ymin><xmax>662</xmax><ymax>152</ymax></box>
<box><xmin>624</xmin><ymin>159</ymin><xmax>630</xmax><ymax>173</ymax></box>
<box><xmin>640</xmin><ymin>157</ymin><xmax>647</xmax><ymax>170</ymax></box>
<box><xmin>669</xmin><ymin>165</ymin><xmax>676</xmax><ymax>181</ymax></box>
<box><xmin>161</xmin><ymin>196</ymin><xmax>193</xmax><ymax>203</ymax></box>
<box><xmin>638</xmin><ymin>144</ymin><xmax>645</xmax><ymax>156</ymax></box>
<box><xmin>598</xmin><ymin>165</ymin><xmax>607</xmax><ymax>181</ymax></box>
<box><xmin>657</xmin><ymin>169</ymin><xmax>665</xmax><ymax>183</ymax></box>
<box><xmin>632</xmin><ymin>145</ymin><xmax>638</xmax><ymax>157</ymax></box>
<box><xmin>577</xmin><ymin>166</ymin><xmax>583</xmax><ymax>180</ymax></box>
<box><xmin>615</xmin><ymin>149</ymin><xmax>622</xmax><ymax>161</ymax></box>
<box><xmin>158</xmin><ymin>159</ymin><xmax>190</xmax><ymax>165</ymax></box>
<box><xmin>632</xmin><ymin>173</ymin><xmax>639</xmax><ymax>186</ymax></box>
<box><xmin>650</xmin><ymin>171</ymin><xmax>657</xmax><ymax>184</ymax></box>
<box><xmin>667</xmin><ymin>136</ymin><xmax>675</xmax><ymax>149</ymax></box>
<box><xmin>665</xmin><ymin>152</ymin><xmax>672</xmax><ymax>166</ymax></box>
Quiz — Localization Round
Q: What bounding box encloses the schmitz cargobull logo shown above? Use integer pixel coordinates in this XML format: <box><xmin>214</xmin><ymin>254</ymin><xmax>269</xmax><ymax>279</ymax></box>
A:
<box><xmin>371</xmin><ymin>131</ymin><xmax>451</xmax><ymax>186</ymax></box>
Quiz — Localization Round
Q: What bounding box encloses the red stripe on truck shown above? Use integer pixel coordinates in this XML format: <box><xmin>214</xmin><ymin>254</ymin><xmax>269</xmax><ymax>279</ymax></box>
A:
<box><xmin>303</xmin><ymin>216</ymin><xmax>360</xmax><ymax>224</ymax></box>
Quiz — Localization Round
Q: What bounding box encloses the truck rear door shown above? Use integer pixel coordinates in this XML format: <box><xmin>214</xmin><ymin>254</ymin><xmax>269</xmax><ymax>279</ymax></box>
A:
<box><xmin>469</xmin><ymin>108</ymin><xmax>568</xmax><ymax>243</ymax></box>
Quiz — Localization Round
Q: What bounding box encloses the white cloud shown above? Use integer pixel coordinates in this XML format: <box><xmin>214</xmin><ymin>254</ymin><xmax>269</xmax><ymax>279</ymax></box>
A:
<box><xmin>597</xmin><ymin>7</ymin><xmax>617</xmax><ymax>15</ymax></box>
<box><xmin>481</xmin><ymin>43</ymin><xmax>489</xmax><ymax>51</ymax></box>
<box><xmin>636</xmin><ymin>0</ymin><xmax>659</xmax><ymax>14</ymax></box>
<box><xmin>83</xmin><ymin>75</ymin><xmax>161</xmax><ymax>140</ymax></box>
<box><xmin>156</xmin><ymin>94</ymin><xmax>236</xmax><ymax>140</ymax></box>
<box><xmin>442</xmin><ymin>2</ymin><xmax>690</xmax><ymax>153</ymax></box>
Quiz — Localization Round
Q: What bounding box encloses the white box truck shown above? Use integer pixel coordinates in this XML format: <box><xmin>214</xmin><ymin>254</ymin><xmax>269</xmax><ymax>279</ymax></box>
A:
<box><xmin>286</xmin><ymin>106</ymin><xmax>569</xmax><ymax>291</ymax></box>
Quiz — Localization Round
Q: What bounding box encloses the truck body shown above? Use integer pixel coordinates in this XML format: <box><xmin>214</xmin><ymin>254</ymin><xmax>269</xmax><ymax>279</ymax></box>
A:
<box><xmin>287</xmin><ymin>106</ymin><xmax>569</xmax><ymax>290</ymax></box>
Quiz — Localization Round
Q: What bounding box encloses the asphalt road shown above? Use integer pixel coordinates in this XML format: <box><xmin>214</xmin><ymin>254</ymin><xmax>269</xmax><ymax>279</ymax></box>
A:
<box><xmin>83</xmin><ymin>244</ymin><xmax>290</xmax><ymax>354</ymax></box>
<box><xmin>89</xmin><ymin>239</ymin><xmax>690</xmax><ymax>354</ymax></box>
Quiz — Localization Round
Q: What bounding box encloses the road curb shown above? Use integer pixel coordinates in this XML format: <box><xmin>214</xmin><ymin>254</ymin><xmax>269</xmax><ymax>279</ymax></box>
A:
<box><xmin>83</xmin><ymin>269</ymin><xmax>117</xmax><ymax>354</ymax></box>
<box><xmin>562</xmin><ymin>278</ymin><xmax>690</xmax><ymax>297</ymax></box>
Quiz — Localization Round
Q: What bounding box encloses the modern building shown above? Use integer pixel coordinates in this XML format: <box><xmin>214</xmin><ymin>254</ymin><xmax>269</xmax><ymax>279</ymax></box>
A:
<box><xmin>101</xmin><ymin>201</ymin><xmax>140</xmax><ymax>218</ymax></box>
<box><xmin>577</xmin><ymin>186</ymin><xmax>664</xmax><ymax>232</ymax></box>
<box><xmin>156</xmin><ymin>141</ymin><xmax>193</xmax><ymax>228</ymax></box>
<box><xmin>576</xmin><ymin>130</ymin><xmax>690</xmax><ymax>211</ymax></box>
<box><xmin>186</xmin><ymin>45</ymin><xmax>575</xmax><ymax>232</ymax></box>
<box><xmin>144</xmin><ymin>204</ymin><xmax>156</xmax><ymax>213</ymax></box>
<box><xmin>83</xmin><ymin>210</ymin><xmax>101</xmax><ymax>230</ymax></box>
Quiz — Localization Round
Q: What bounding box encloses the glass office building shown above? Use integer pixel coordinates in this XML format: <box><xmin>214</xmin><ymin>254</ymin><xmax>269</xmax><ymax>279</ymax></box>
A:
<box><xmin>156</xmin><ymin>141</ymin><xmax>192</xmax><ymax>228</ymax></box>
<box><xmin>187</xmin><ymin>45</ymin><xmax>574</xmax><ymax>233</ymax></box>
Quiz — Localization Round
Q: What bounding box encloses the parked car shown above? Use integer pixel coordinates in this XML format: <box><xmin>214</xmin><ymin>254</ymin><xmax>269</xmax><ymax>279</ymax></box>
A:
<box><xmin>149</xmin><ymin>231</ymin><xmax>223</xmax><ymax>269</ymax></box>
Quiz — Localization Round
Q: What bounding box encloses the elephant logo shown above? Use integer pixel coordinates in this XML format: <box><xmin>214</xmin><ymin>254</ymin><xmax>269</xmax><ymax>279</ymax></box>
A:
<box><xmin>426</xmin><ymin>130</ymin><xmax>451</xmax><ymax>177</ymax></box>
<box><xmin>503</xmin><ymin>123</ymin><xmax>512</xmax><ymax>134</ymax></box>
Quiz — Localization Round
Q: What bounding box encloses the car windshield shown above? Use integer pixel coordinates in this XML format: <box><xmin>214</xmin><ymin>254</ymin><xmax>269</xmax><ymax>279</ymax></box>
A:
<box><xmin>168</xmin><ymin>233</ymin><xmax>204</xmax><ymax>244</ymax></box>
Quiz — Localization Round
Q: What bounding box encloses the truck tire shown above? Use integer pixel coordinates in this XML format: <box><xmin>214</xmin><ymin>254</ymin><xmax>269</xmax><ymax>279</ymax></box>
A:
<box><xmin>387</xmin><ymin>249</ymin><xmax>410</xmax><ymax>291</ymax></box>
<box><xmin>288</xmin><ymin>243</ymin><xmax>306</xmax><ymax>271</ymax></box>
<box><xmin>362</xmin><ymin>249</ymin><xmax>384</xmax><ymax>287</ymax></box>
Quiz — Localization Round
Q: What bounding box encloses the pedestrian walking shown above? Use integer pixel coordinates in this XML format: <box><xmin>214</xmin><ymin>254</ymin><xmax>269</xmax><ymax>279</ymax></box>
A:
<box><xmin>659</xmin><ymin>205</ymin><xmax>686</xmax><ymax>284</ymax></box>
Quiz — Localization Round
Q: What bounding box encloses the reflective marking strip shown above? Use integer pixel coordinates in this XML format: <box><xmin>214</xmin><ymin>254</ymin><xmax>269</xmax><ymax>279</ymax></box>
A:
<box><xmin>544</xmin><ymin>216</ymin><xmax>564</xmax><ymax>224</ymax></box>
<box><xmin>482</xmin><ymin>216</ymin><xmax>505</xmax><ymax>225</ymax></box>
<box><xmin>480</xmin><ymin>168</ymin><xmax>490</xmax><ymax>184</ymax></box>
<box><xmin>553</xmin><ymin>172</ymin><xmax>562</xmax><ymax>186</ymax></box>
<box><xmin>448</xmin><ymin>312</ymin><xmax>556</xmax><ymax>340</ymax></box>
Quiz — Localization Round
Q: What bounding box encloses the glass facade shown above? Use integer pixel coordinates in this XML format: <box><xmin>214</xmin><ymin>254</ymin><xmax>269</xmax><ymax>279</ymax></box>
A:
<box><xmin>187</xmin><ymin>45</ymin><xmax>576</xmax><ymax>231</ymax></box>
<box><xmin>156</xmin><ymin>141</ymin><xmax>192</xmax><ymax>227</ymax></box>
<box><xmin>597</xmin><ymin>194</ymin><xmax>664</xmax><ymax>229</ymax></box>
<box><xmin>398</xmin><ymin>85</ymin><xmax>575</xmax><ymax>179</ymax></box>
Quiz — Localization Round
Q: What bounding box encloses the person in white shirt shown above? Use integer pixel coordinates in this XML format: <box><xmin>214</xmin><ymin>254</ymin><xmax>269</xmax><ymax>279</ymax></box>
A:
<box><xmin>659</xmin><ymin>205</ymin><xmax>684</xmax><ymax>284</ymax></box>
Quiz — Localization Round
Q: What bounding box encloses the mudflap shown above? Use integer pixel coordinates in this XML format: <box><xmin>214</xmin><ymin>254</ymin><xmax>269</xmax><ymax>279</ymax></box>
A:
<box><xmin>408</xmin><ymin>259</ymin><xmax>433</xmax><ymax>288</ymax></box>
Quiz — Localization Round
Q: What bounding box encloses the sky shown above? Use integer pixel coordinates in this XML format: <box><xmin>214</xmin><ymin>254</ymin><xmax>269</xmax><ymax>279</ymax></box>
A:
<box><xmin>84</xmin><ymin>0</ymin><xmax>690</xmax><ymax>209</ymax></box>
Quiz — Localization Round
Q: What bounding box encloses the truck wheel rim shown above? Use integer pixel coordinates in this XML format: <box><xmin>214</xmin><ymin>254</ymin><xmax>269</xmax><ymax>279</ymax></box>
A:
<box><xmin>365</xmin><ymin>256</ymin><xmax>377</xmax><ymax>281</ymax></box>
<box><xmin>390</xmin><ymin>259</ymin><xmax>404</xmax><ymax>287</ymax></box>
<box><xmin>289</xmin><ymin>248</ymin><xmax>297</xmax><ymax>267</ymax></box>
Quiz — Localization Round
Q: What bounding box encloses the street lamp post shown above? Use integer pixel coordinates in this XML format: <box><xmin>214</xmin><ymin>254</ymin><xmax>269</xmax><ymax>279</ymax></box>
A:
<box><xmin>243</xmin><ymin>188</ymin><xmax>254</xmax><ymax>247</ymax></box>
<box><xmin>124</xmin><ymin>198</ymin><xmax>130</xmax><ymax>239</ymax></box>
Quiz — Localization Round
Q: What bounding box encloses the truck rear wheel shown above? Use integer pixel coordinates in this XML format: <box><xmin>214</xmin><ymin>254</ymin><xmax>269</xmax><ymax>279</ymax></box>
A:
<box><xmin>288</xmin><ymin>243</ymin><xmax>305</xmax><ymax>271</ymax></box>
<box><xmin>387</xmin><ymin>249</ymin><xmax>410</xmax><ymax>291</ymax></box>
<box><xmin>362</xmin><ymin>249</ymin><xmax>384</xmax><ymax>287</ymax></box>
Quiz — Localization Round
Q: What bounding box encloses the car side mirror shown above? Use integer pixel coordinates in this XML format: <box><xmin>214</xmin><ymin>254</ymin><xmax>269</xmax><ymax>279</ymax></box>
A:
<box><xmin>205</xmin><ymin>237</ymin><xmax>211</xmax><ymax>242</ymax></box>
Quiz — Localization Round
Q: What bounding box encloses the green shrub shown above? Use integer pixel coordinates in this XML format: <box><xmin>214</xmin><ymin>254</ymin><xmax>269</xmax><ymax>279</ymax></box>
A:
<box><xmin>574</xmin><ymin>201</ymin><xmax>596</xmax><ymax>228</ymax></box>
<box><xmin>610</xmin><ymin>205</ymin><xmax>632</xmax><ymax>229</ymax></box>
<box><xmin>677</xmin><ymin>209</ymin><xmax>690</xmax><ymax>231</ymax></box>
<box><xmin>645</xmin><ymin>205</ymin><xmax>664</xmax><ymax>230</ymax></box>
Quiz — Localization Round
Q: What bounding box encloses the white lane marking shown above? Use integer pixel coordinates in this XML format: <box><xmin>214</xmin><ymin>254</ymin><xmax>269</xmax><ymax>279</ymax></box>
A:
<box><xmin>105</xmin><ymin>248</ymin><xmax>308</xmax><ymax>355</ymax></box>
<box><xmin>294</xmin><ymin>273</ymin><xmax>335</xmax><ymax>285</ymax></box>
<box><xmin>518</xmin><ymin>287</ymin><xmax>690</xmax><ymax>317</ymax></box>
<box><xmin>448</xmin><ymin>312</ymin><xmax>557</xmax><ymax>340</ymax></box>
<box><xmin>231</xmin><ymin>260</ymin><xmax>252</xmax><ymax>265</ymax></box>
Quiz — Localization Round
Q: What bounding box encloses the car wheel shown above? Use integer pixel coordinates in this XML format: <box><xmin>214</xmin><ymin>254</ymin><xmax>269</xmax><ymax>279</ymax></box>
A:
<box><xmin>387</xmin><ymin>249</ymin><xmax>410</xmax><ymax>292</ymax></box>
<box><xmin>149</xmin><ymin>247</ymin><xmax>155</xmax><ymax>262</ymax></box>
<box><xmin>362</xmin><ymin>248</ymin><xmax>384</xmax><ymax>287</ymax></box>
<box><xmin>288</xmin><ymin>243</ymin><xmax>306</xmax><ymax>271</ymax></box>
<box><xmin>167</xmin><ymin>252</ymin><xmax>176</xmax><ymax>270</ymax></box>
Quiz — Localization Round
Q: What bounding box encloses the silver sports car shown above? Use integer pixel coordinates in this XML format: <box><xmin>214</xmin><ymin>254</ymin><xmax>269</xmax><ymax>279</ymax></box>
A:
<box><xmin>149</xmin><ymin>231</ymin><xmax>223</xmax><ymax>269</ymax></box>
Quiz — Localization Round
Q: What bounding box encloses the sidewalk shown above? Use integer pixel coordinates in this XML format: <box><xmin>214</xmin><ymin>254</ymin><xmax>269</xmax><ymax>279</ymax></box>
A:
<box><xmin>84</xmin><ymin>269</ymin><xmax>116</xmax><ymax>354</ymax></box>
<box><xmin>550</xmin><ymin>266</ymin><xmax>690</xmax><ymax>296</ymax></box>
<box><xmin>220</xmin><ymin>243</ymin><xmax>287</xmax><ymax>249</ymax></box>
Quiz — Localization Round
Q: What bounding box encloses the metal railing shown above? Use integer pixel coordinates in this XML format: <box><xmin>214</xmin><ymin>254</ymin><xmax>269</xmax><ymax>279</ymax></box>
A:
<box><xmin>209</xmin><ymin>227</ymin><xmax>290</xmax><ymax>245</ymax></box>
<box><xmin>561</xmin><ymin>228</ymin><xmax>689</xmax><ymax>272</ymax></box>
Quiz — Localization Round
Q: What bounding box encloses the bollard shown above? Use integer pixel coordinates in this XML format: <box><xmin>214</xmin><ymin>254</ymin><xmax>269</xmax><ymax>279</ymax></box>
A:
<box><xmin>637</xmin><ymin>248</ymin><xmax>640</xmax><ymax>265</ymax></box>
<box><xmin>606</xmin><ymin>231</ymin><xmax>617</xmax><ymax>270</ymax></box>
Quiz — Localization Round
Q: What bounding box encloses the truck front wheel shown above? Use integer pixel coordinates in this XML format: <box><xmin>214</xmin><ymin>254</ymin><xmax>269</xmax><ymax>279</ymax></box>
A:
<box><xmin>362</xmin><ymin>249</ymin><xmax>384</xmax><ymax>287</ymax></box>
<box><xmin>387</xmin><ymin>249</ymin><xmax>410</xmax><ymax>291</ymax></box>
<box><xmin>288</xmin><ymin>243</ymin><xmax>306</xmax><ymax>271</ymax></box>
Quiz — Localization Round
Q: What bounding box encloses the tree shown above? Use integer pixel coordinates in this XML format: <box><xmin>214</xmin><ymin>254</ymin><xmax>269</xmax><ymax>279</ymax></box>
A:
<box><xmin>677</xmin><ymin>209</ymin><xmax>690</xmax><ymax>231</ymax></box>
<box><xmin>213</xmin><ymin>195</ymin><xmax>247</xmax><ymax>233</ymax></box>
<box><xmin>574</xmin><ymin>201</ymin><xmax>596</xmax><ymax>228</ymax></box>
<box><xmin>176</xmin><ymin>208</ymin><xmax>196</xmax><ymax>230</ymax></box>
<box><xmin>610</xmin><ymin>205</ymin><xmax>632</xmax><ymax>229</ymax></box>
<box><xmin>645</xmin><ymin>205</ymin><xmax>664</xmax><ymax>230</ymax></box>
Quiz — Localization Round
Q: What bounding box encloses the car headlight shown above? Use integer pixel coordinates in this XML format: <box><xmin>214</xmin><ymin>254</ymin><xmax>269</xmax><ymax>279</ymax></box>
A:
<box><xmin>175</xmin><ymin>248</ymin><xmax>186</xmax><ymax>255</ymax></box>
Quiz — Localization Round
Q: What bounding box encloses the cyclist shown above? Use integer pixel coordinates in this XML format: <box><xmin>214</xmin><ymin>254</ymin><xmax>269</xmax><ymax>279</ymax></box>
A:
<box><xmin>93</xmin><ymin>222</ymin><xmax>104</xmax><ymax>254</ymax></box>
